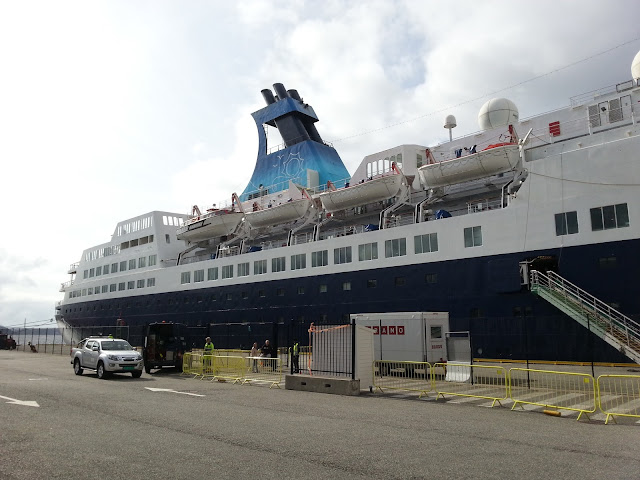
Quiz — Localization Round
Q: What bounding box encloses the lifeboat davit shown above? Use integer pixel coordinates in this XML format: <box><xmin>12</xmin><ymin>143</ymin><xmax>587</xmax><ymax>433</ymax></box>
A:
<box><xmin>418</xmin><ymin>143</ymin><xmax>520</xmax><ymax>189</ymax></box>
<box><xmin>245</xmin><ymin>198</ymin><xmax>312</xmax><ymax>228</ymax></box>
<box><xmin>176</xmin><ymin>210</ymin><xmax>244</xmax><ymax>242</ymax></box>
<box><xmin>318</xmin><ymin>173</ymin><xmax>403</xmax><ymax>213</ymax></box>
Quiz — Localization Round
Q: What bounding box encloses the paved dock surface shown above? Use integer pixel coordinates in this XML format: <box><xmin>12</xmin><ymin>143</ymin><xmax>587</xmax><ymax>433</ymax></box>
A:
<box><xmin>1</xmin><ymin>351</ymin><xmax>639</xmax><ymax>479</ymax></box>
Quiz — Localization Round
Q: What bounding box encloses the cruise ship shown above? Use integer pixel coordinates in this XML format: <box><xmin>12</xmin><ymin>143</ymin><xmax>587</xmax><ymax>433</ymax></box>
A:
<box><xmin>57</xmin><ymin>51</ymin><xmax>640</xmax><ymax>363</ymax></box>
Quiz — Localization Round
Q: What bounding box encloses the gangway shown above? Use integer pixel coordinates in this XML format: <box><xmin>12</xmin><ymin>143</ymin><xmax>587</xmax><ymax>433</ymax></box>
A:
<box><xmin>529</xmin><ymin>270</ymin><xmax>640</xmax><ymax>364</ymax></box>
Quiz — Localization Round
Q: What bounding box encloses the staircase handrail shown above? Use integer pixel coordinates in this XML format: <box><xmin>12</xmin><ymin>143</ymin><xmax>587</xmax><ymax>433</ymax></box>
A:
<box><xmin>530</xmin><ymin>270</ymin><xmax>640</xmax><ymax>350</ymax></box>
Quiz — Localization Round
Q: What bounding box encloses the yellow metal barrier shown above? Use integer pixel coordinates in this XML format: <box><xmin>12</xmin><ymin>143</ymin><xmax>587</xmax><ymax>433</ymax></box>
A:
<box><xmin>434</xmin><ymin>363</ymin><xmax>508</xmax><ymax>407</ymax></box>
<box><xmin>242</xmin><ymin>356</ymin><xmax>282</xmax><ymax>388</ymax></box>
<box><xmin>201</xmin><ymin>354</ymin><xmax>215</xmax><ymax>379</ymax></box>
<box><xmin>372</xmin><ymin>361</ymin><xmax>433</xmax><ymax>398</ymax></box>
<box><xmin>208</xmin><ymin>356</ymin><xmax>245</xmax><ymax>383</ymax></box>
<box><xmin>597</xmin><ymin>374</ymin><xmax>640</xmax><ymax>424</ymax></box>
<box><xmin>509</xmin><ymin>368</ymin><xmax>596</xmax><ymax>421</ymax></box>
<box><xmin>181</xmin><ymin>352</ymin><xmax>192</xmax><ymax>375</ymax></box>
<box><xmin>189</xmin><ymin>352</ymin><xmax>204</xmax><ymax>377</ymax></box>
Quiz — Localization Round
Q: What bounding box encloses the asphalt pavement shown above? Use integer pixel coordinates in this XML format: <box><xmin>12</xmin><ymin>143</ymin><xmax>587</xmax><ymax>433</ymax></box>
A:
<box><xmin>0</xmin><ymin>350</ymin><xmax>638</xmax><ymax>480</ymax></box>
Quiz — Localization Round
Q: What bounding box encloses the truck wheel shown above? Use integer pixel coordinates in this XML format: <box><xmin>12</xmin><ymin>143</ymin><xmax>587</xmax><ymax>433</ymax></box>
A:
<box><xmin>131</xmin><ymin>371</ymin><xmax>142</xmax><ymax>378</ymax></box>
<box><xmin>73</xmin><ymin>359</ymin><xmax>83</xmax><ymax>376</ymax></box>
<box><xmin>145</xmin><ymin>365</ymin><xmax>152</xmax><ymax>374</ymax></box>
<box><xmin>97</xmin><ymin>362</ymin><xmax>109</xmax><ymax>379</ymax></box>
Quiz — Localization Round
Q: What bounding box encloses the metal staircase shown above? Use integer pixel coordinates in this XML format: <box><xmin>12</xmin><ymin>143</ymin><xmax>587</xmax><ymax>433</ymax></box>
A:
<box><xmin>530</xmin><ymin>270</ymin><xmax>640</xmax><ymax>364</ymax></box>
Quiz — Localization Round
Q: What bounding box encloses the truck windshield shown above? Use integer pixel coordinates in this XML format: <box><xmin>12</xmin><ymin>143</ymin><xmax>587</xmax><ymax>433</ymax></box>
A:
<box><xmin>101</xmin><ymin>341</ymin><xmax>133</xmax><ymax>351</ymax></box>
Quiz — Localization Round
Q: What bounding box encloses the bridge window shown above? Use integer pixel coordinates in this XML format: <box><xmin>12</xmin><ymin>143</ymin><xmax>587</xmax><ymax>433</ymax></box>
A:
<box><xmin>555</xmin><ymin>211</ymin><xmax>578</xmax><ymax>236</ymax></box>
<box><xmin>222</xmin><ymin>265</ymin><xmax>233</xmax><ymax>279</ymax></box>
<box><xmin>272</xmin><ymin>256</ymin><xmax>286</xmax><ymax>272</ymax></box>
<box><xmin>415</xmin><ymin>233</ymin><xmax>438</xmax><ymax>254</ymax></box>
<box><xmin>208</xmin><ymin>267</ymin><xmax>218</xmax><ymax>281</ymax></box>
<box><xmin>238</xmin><ymin>262</ymin><xmax>249</xmax><ymax>277</ymax></box>
<box><xmin>129</xmin><ymin>259</ymin><xmax>136</xmax><ymax>270</ymax></box>
<box><xmin>194</xmin><ymin>269</ymin><xmax>205</xmax><ymax>282</ymax></box>
<box><xmin>385</xmin><ymin>238</ymin><xmax>406</xmax><ymax>258</ymax></box>
<box><xmin>291</xmin><ymin>254</ymin><xmax>306</xmax><ymax>270</ymax></box>
<box><xmin>358</xmin><ymin>242</ymin><xmax>378</xmax><ymax>261</ymax></box>
<box><xmin>464</xmin><ymin>226</ymin><xmax>483</xmax><ymax>247</ymax></box>
<box><xmin>138</xmin><ymin>257</ymin><xmax>146</xmax><ymax>268</ymax></box>
<box><xmin>111</xmin><ymin>263</ymin><xmax>118</xmax><ymax>273</ymax></box>
<box><xmin>312</xmin><ymin>250</ymin><xmax>328</xmax><ymax>267</ymax></box>
<box><xmin>334</xmin><ymin>246</ymin><xmax>352</xmax><ymax>264</ymax></box>
<box><xmin>254</xmin><ymin>260</ymin><xmax>267</xmax><ymax>275</ymax></box>
<box><xmin>96</xmin><ymin>266</ymin><xmax>102</xmax><ymax>276</ymax></box>
<box><xmin>148</xmin><ymin>254</ymin><xmax>157</xmax><ymax>267</ymax></box>
<box><xmin>103</xmin><ymin>264</ymin><xmax>109</xmax><ymax>275</ymax></box>
<box><xmin>590</xmin><ymin>203</ymin><xmax>629</xmax><ymax>231</ymax></box>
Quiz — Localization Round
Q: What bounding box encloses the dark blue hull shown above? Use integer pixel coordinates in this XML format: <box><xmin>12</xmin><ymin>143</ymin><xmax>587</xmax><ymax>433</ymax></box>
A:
<box><xmin>60</xmin><ymin>239</ymin><xmax>640</xmax><ymax>363</ymax></box>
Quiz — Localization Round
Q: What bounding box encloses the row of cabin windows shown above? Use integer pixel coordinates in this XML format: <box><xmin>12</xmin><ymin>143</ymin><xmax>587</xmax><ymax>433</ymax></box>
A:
<box><xmin>554</xmin><ymin>203</ymin><xmax>629</xmax><ymax>236</ymax></box>
<box><xmin>84</xmin><ymin>255</ymin><xmax>157</xmax><ymax>279</ymax></box>
<box><xmin>69</xmin><ymin>277</ymin><xmax>156</xmax><ymax>298</ymax></box>
<box><xmin>179</xmin><ymin>231</ymin><xmax>480</xmax><ymax>283</ymax></box>
<box><xmin>176</xmin><ymin>202</ymin><xmax>629</xmax><ymax>286</ymax></box>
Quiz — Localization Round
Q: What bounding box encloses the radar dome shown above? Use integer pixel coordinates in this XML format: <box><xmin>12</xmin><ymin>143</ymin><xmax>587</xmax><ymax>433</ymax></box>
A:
<box><xmin>444</xmin><ymin>114</ymin><xmax>457</xmax><ymax>129</ymax></box>
<box><xmin>478</xmin><ymin>98</ymin><xmax>519</xmax><ymax>130</ymax></box>
<box><xmin>632</xmin><ymin>50</ymin><xmax>640</xmax><ymax>80</ymax></box>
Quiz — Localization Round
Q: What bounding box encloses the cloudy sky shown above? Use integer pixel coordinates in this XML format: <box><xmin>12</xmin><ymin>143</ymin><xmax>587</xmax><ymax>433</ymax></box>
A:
<box><xmin>1</xmin><ymin>0</ymin><xmax>639</xmax><ymax>328</ymax></box>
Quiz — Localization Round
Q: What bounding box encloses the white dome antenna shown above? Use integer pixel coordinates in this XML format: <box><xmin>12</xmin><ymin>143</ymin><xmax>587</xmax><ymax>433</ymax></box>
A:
<box><xmin>632</xmin><ymin>50</ymin><xmax>640</xmax><ymax>83</ymax></box>
<box><xmin>478</xmin><ymin>98</ymin><xmax>519</xmax><ymax>130</ymax></box>
<box><xmin>444</xmin><ymin>114</ymin><xmax>457</xmax><ymax>141</ymax></box>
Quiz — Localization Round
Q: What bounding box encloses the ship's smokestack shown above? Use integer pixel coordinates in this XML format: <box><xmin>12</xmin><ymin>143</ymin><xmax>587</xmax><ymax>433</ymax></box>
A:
<box><xmin>288</xmin><ymin>89</ymin><xmax>323</xmax><ymax>143</ymax></box>
<box><xmin>269</xmin><ymin>82</ymin><xmax>310</xmax><ymax>146</ymax></box>
<box><xmin>273</xmin><ymin>83</ymin><xmax>290</xmax><ymax>100</ymax></box>
<box><xmin>261</xmin><ymin>89</ymin><xmax>276</xmax><ymax>105</ymax></box>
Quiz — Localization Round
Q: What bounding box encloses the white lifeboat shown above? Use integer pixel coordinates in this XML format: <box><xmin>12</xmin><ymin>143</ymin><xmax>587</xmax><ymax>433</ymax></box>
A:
<box><xmin>176</xmin><ymin>206</ymin><xmax>244</xmax><ymax>242</ymax></box>
<box><xmin>245</xmin><ymin>197</ymin><xmax>312</xmax><ymax>228</ymax></box>
<box><xmin>418</xmin><ymin>143</ymin><xmax>519</xmax><ymax>189</ymax></box>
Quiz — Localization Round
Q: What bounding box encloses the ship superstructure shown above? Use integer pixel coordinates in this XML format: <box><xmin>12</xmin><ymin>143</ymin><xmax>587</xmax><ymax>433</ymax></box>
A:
<box><xmin>58</xmin><ymin>55</ymin><xmax>640</xmax><ymax>362</ymax></box>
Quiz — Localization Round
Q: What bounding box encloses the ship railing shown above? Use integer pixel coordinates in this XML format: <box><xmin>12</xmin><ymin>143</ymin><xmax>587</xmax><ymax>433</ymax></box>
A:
<box><xmin>290</xmin><ymin>232</ymin><xmax>314</xmax><ymax>245</ymax></box>
<box><xmin>260</xmin><ymin>240</ymin><xmax>288</xmax><ymax>251</ymax></box>
<box><xmin>467</xmin><ymin>198</ymin><xmax>503</xmax><ymax>214</ymax></box>
<box><xmin>59</xmin><ymin>280</ymin><xmax>74</xmax><ymax>292</ymax></box>
<box><xmin>217</xmin><ymin>246</ymin><xmax>241</xmax><ymax>258</ymax></box>
<box><xmin>319</xmin><ymin>224</ymin><xmax>367</xmax><ymax>240</ymax></box>
<box><xmin>383</xmin><ymin>214</ymin><xmax>415</xmax><ymax>229</ymax></box>
<box><xmin>531</xmin><ymin>270</ymin><xmax>640</xmax><ymax>357</ymax></box>
<box><xmin>181</xmin><ymin>253</ymin><xmax>214</xmax><ymax>265</ymax></box>
<box><xmin>569</xmin><ymin>79</ymin><xmax>636</xmax><ymax>107</ymax></box>
<box><xmin>68</xmin><ymin>262</ymin><xmax>79</xmax><ymax>274</ymax></box>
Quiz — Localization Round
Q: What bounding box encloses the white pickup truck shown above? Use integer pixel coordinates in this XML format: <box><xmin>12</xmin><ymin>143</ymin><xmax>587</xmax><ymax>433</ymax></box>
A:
<box><xmin>71</xmin><ymin>337</ymin><xmax>144</xmax><ymax>379</ymax></box>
